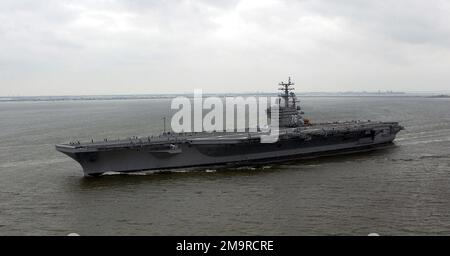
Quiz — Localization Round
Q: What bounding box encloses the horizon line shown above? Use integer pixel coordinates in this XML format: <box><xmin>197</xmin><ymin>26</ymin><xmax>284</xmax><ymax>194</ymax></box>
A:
<box><xmin>1</xmin><ymin>90</ymin><xmax>450</xmax><ymax>99</ymax></box>
<box><xmin>1</xmin><ymin>90</ymin><xmax>450</xmax><ymax>98</ymax></box>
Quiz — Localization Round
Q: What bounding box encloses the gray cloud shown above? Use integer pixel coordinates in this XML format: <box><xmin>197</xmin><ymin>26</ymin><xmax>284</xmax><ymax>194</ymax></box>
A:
<box><xmin>1</xmin><ymin>0</ymin><xmax>449</xmax><ymax>95</ymax></box>
<box><xmin>304</xmin><ymin>0</ymin><xmax>450</xmax><ymax>46</ymax></box>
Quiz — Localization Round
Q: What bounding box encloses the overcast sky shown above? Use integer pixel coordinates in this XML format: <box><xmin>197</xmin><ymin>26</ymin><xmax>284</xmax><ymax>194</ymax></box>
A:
<box><xmin>1</xmin><ymin>0</ymin><xmax>450</xmax><ymax>96</ymax></box>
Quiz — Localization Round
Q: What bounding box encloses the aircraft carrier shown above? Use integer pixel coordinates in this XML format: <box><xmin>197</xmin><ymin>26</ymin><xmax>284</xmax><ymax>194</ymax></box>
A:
<box><xmin>56</xmin><ymin>78</ymin><xmax>403</xmax><ymax>176</ymax></box>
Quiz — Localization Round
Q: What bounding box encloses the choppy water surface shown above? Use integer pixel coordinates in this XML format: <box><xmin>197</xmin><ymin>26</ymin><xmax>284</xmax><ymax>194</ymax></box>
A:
<box><xmin>0</xmin><ymin>96</ymin><xmax>449</xmax><ymax>235</ymax></box>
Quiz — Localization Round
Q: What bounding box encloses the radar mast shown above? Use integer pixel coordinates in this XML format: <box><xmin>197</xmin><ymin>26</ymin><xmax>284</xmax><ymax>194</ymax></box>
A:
<box><xmin>278</xmin><ymin>77</ymin><xmax>295</xmax><ymax>107</ymax></box>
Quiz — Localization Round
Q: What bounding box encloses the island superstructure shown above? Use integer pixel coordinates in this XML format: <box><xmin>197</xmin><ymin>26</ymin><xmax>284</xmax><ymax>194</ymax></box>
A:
<box><xmin>56</xmin><ymin>78</ymin><xmax>403</xmax><ymax>177</ymax></box>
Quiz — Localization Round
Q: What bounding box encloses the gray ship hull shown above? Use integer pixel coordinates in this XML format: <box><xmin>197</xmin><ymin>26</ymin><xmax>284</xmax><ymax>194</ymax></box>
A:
<box><xmin>56</xmin><ymin>121</ymin><xmax>403</xmax><ymax>176</ymax></box>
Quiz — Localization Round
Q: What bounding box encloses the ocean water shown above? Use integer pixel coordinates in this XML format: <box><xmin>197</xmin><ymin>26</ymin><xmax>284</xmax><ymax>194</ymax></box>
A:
<box><xmin>0</xmin><ymin>96</ymin><xmax>449</xmax><ymax>235</ymax></box>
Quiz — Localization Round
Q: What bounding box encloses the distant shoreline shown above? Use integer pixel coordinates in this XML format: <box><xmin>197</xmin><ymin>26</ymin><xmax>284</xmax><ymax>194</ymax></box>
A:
<box><xmin>1</xmin><ymin>93</ymin><xmax>446</xmax><ymax>103</ymax></box>
<box><xmin>427</xmin><ymin>94</ymin><xmax>450</xmax><ymax>98</ymax></box>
